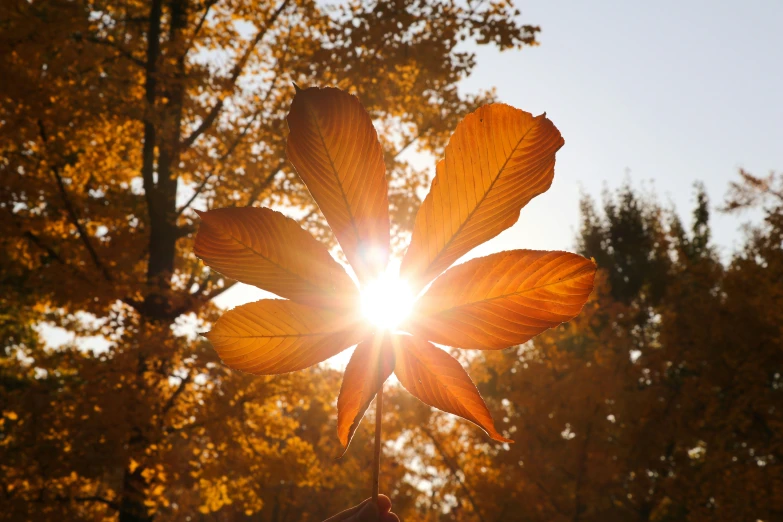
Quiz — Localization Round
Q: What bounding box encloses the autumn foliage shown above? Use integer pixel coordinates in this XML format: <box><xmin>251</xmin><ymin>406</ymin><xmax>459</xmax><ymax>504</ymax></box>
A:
<box><xmin>1</xmin><ymin>0</ymin><xmax>782</xmax><ymax>520</ymax></box>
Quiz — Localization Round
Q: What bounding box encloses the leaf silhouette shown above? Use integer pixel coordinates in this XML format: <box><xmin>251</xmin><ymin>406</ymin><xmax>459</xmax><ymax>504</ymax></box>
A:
<box><xmin>206</xmin><ymin>300</ymin><xmax>365</xmax><ymax>375</ymax></box>
<box><xmin>337</xmin><ymin>334</ymin><xmax>395</xmax><ymax>453</ymax></box>
<box><xmin>400</xmin><ymin>104</ymin><xmax>564</xmax><ymax>292</ymax></box>
<box><xmin>192</xmin><ymin>87</ymin><xmax>593</xmax><ymax>456</ymax></box>
<box><xmin>287</xmin><ymin>86</ymin><xmax>390</xmax><ymax>283</ymax></box>
<box><xmin>393</xmin><ymin>335</ymin><xmax>511</xmax><ymax>442</ymax></box>
<box><xmin>408</xmin><ymin>250</ymin><xmax>596</xmax><ymax>350</ymax></box>
<box><xmin>194</xmin><ymin>207</ymin><xmax>358</xmax><ymax>308</ymax></box>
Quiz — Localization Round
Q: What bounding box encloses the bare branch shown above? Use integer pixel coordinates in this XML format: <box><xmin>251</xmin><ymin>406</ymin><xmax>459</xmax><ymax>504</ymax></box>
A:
<box><xmin>392</xmin><ymin>124</ymin><xmax>430</xmax><ymax>161</ymax></box>
<box><xmin>182</xmin><ymin>0</ymin><xmax>218</xmax><ymax>59</ymax></box>
<box><xmin>176</xmin><ymin>37</ymin><xmax>291</xmax><ymax>217</ymax></box>
<box><xmin>180</xmin><ymin>0</ymin><xmax>290</xmax><ymax>149</ymax></box>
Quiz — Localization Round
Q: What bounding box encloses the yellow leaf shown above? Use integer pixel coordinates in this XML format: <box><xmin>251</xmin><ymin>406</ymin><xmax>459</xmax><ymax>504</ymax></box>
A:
<box><xmin>400</xmin><ymin>104</ymin><xmax>564</xmax><ymax>292</ymax></box>
<box><xmin>206</xmin><ymin>299</ymin><xmax>366</xmax><ymax>375</ymax></box>
<box><xmin>408</xmin><ymin>250</ymin><xmax>596</xmax><ymax>349</ymax></box>
<box><xmin>287</xmin><ymin>86</ymin><xmax>390</xmax><ymax>283</ymax></box>
<box><xmin>336</xmin><ymin>334</ymin><xmax>395</xmax><ymax>453</ymax></box>
<box><xmin>393</xmin><ymin>336</ymin><xmax>510</xmax><ymax>442</ymax></box>
<box><xmin>194</xmin><ymin>207</ymin><xmax>358</xmax><ymax>309</ymax></box>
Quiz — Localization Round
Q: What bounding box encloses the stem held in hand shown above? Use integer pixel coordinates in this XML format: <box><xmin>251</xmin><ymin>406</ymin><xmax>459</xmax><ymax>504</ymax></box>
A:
<box><xmin>372</xmin><ymin>384</ymin><xmax>383</xmax><ymax>506</ymax></box>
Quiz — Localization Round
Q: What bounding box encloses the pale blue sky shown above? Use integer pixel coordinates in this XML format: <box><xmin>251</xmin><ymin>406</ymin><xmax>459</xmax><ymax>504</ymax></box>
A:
<box><xmin>460</xmin><ymin>0</ymin><xmax>782</xmax><ymax>260</ymax></box>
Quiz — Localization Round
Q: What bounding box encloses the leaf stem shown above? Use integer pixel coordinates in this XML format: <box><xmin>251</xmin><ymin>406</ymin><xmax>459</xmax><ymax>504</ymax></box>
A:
<box><xmin>372</xmin><ymin>384</ymin><xmax>383</xmax><ymax>506</ymax></box>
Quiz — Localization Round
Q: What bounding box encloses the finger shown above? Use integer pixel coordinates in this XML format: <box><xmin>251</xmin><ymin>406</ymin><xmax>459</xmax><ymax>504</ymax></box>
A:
<box><xmin>356</xmin><ymin>500</ymin><xmax>381</xmax><ymax>522</ymax></box>
<box><xmin>323</xmin><ymin>499</ymin><xmax>371</xmax><ymax>522</ymax></box>
<box><xmin>377</xmin><ymin>494</ymin><xmax>392</xmax><ymax>514</ymax></box>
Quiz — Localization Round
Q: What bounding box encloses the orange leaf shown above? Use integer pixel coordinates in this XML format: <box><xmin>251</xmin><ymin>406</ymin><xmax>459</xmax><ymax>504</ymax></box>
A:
<box><xmin>287</xmin><ymin>86</ymin><xmax>390</xmax><ymax>283</ymax></box>
<box><xmin>194</xmin><ymin>207</ymin><xmax>358</xmax><ymax>309</ymax></box>
<box><xmin>407</xmin><ymin>250</ymin><xmax>596</xmax><ymax>350</ymax></box>
<box><xmin>336</xmin><ymin>334</ymin><xmax>395</xmax><ymax>453</ymax></box>
<box><xmin>205</xmin><ymin>300</ymin><xmax>364</xmax><ymax>375</ymax></box>
<box><xmin>393</xmin><ymin>336</ymin><xmax>510</xmax><ymax>443</ymax></box>
<box><xmin>400</xmin><ymin>104</ymin><xmax>564</xmax><ymax>292</ymax></box>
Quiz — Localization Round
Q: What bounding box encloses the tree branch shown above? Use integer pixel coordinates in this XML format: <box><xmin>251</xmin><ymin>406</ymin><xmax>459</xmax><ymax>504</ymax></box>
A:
<box><xmin>392</xmin><ymin>124</ymin><xmax>430</xmax><ymax>161</ymax></box>
<box><xmin>421</xmin><ymin>426</ymin><xmax>486</xmax><ymax>522</ymax></box>
<box><xmin>83</xmin><ymin>35</ymin><xmax>145</xmax><ymax>67</ymax></box>
<box><xmin>45</xmin><ymin>492</ymin><xmax>120</xmax><ymax>511</ymax></box>
<box><xmin>244</xmin><ymin>159</ymin><xmax>287</xmax><ymax>207</ymax></box>
<box><xmin>175</xmin><ymin>105</ymin><xmax>272</xmax><ymax>216</ymax></box>
<box><xmin>177</xmin><ymin>91</ymin><xmax>287</xmax><ymax>216</ymax></box>
<box><xmin>160</xmin><ymin>372</ymin><xmax>192</xmax><ymax>424</ymax></box>
<box><xmin>73</xmin><ymin>495</ymin><xmax>121</xmax><ymax>510</ymax></box>
<box><xmin>180</xmin><ymin>0</ymin><xmax>290</xmax><ymax>149</ymax></box>
<box><xmin>182</xmin><ymin>276</ymin><xmax>237</xmax><ymax>315</ymax></box>
<box><xmin>18</xmin><ymin>228</ymin><xmax>90</xmax><ymax>284</ymax></box>
<box><xmin>182</xmin><ymin>0</ymin><xmax>218</xmax><ymax>59</ymax></box>
<box><xmin>37</xmin><ymin>120</ymin><xmax>113</xmax><ymax>283</ymax></box>
<box><xmin>177</xmin><ymin>22</ymin><xmax>293</xmax><ymax>216</ymax></box>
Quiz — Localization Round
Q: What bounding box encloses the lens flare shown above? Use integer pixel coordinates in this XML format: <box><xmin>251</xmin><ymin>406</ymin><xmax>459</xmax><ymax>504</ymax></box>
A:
<box><xmin>360</xmin><ymin>272</ymin><xmax>414</xmax><ymax>330</ymax></box>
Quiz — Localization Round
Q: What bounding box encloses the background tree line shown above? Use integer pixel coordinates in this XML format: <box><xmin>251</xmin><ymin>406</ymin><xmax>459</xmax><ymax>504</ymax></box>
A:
<box><xmin>1</xmin><ymin>0</ymin><xmax>781</xmax><ymax>520</ymax></box>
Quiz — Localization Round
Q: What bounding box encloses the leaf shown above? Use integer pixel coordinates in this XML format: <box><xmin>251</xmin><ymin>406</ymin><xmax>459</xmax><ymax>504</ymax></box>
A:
<box><xmin>400</xmin><ymin>104</ymin><xmax>564</xmax><ymax>292</ymax></box>
<box><xmin>336</xmin><ymin>334</ymin><xmax>395</xmax><ymax>454</ymax></box>
<box><xmin>287</xmin><ymin>86</ymin><xmax>390</xmax><ymax>283</ymax></box>
<box><xmin>205</xmin><ymin>299</ymin><xmax>365</xmax><ymax>375</ymax></box>
<box><xmin>407</xmin><ymin>250</ymin><xmax>596</xmax><ymax>350</ymax></box>
<box><xmin>194</xmin><ymin>207</ymin><xmax>358</xmax><ymax>309</ymax></box>
<box><xmin>393</xmin><ymin>335</ymin><xmax>510</xmax><ymax>442</ymax></box>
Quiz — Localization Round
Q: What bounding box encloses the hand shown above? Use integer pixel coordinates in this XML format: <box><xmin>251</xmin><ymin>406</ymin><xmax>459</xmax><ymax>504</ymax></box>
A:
<box><xmin>322</xmin><ymin>494</ymin><xmax>400</xmax><ymax>522</ymax></box>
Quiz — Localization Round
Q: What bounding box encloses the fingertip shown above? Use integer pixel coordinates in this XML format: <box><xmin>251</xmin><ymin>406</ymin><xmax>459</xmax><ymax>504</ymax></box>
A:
<box><xmin>377</xmin><ymin>494</ymin><xmax>392</xmax><ymax>514</ymax></box>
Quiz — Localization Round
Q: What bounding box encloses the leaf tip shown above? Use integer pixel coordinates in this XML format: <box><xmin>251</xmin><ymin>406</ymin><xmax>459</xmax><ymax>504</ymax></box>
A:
<box><xmin>487</xmin><ymin>426</ymin><xmax>513</xmax><ymax>443</ymax></box>
<box><xmin>292</xmin><ymin>81</ymin><xmax>302</xmax><ymax>93</ymax></box>
<box><xmin>334</xmin><ymin>444</ymin><xmax>349</xmax><ymax>461</ymax></box>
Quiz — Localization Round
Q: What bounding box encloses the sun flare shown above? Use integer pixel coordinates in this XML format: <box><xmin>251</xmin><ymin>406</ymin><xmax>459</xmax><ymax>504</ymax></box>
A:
<box><xmin>360</xmin><ymin>272</ymin><xmax>415</xmax><ymax>330</ymax></box>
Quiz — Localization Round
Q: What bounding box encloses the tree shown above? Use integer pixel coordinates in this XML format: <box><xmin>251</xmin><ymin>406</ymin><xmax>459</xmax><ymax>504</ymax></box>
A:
<box><xmin>0</xmin><ymin>0</ymin><xmax>542</xmax><ymax>520</ymax></box>
<box><xmin>389</xmin><ymin>176</ymin><xmax>781</xmax><ymax>521</ymax></box>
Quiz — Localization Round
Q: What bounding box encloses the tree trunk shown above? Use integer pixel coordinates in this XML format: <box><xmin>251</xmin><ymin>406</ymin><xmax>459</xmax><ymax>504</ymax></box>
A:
<box><xmin>119</xmin><ymin>467</ymin><xmax>154</xmax><ymax>522</ymax></box>
<box><xmin>118</xmin><ymin>0</ymin><xmax>188</xmax><ymax>519</ymax></box>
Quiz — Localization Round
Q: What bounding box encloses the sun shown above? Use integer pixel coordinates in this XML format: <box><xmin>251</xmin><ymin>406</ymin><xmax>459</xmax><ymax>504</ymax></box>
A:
<box><xmin>360</xmin><ymin>271</ymin><xmax>415</xmax><ymax>330</ymax></box>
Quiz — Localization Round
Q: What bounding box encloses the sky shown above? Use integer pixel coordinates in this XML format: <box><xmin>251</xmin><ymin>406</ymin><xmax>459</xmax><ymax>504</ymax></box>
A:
<box><xmin>457</xmin><ymin>0</ymin><xmax>782</xmax><ymax>260</ymax></box>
